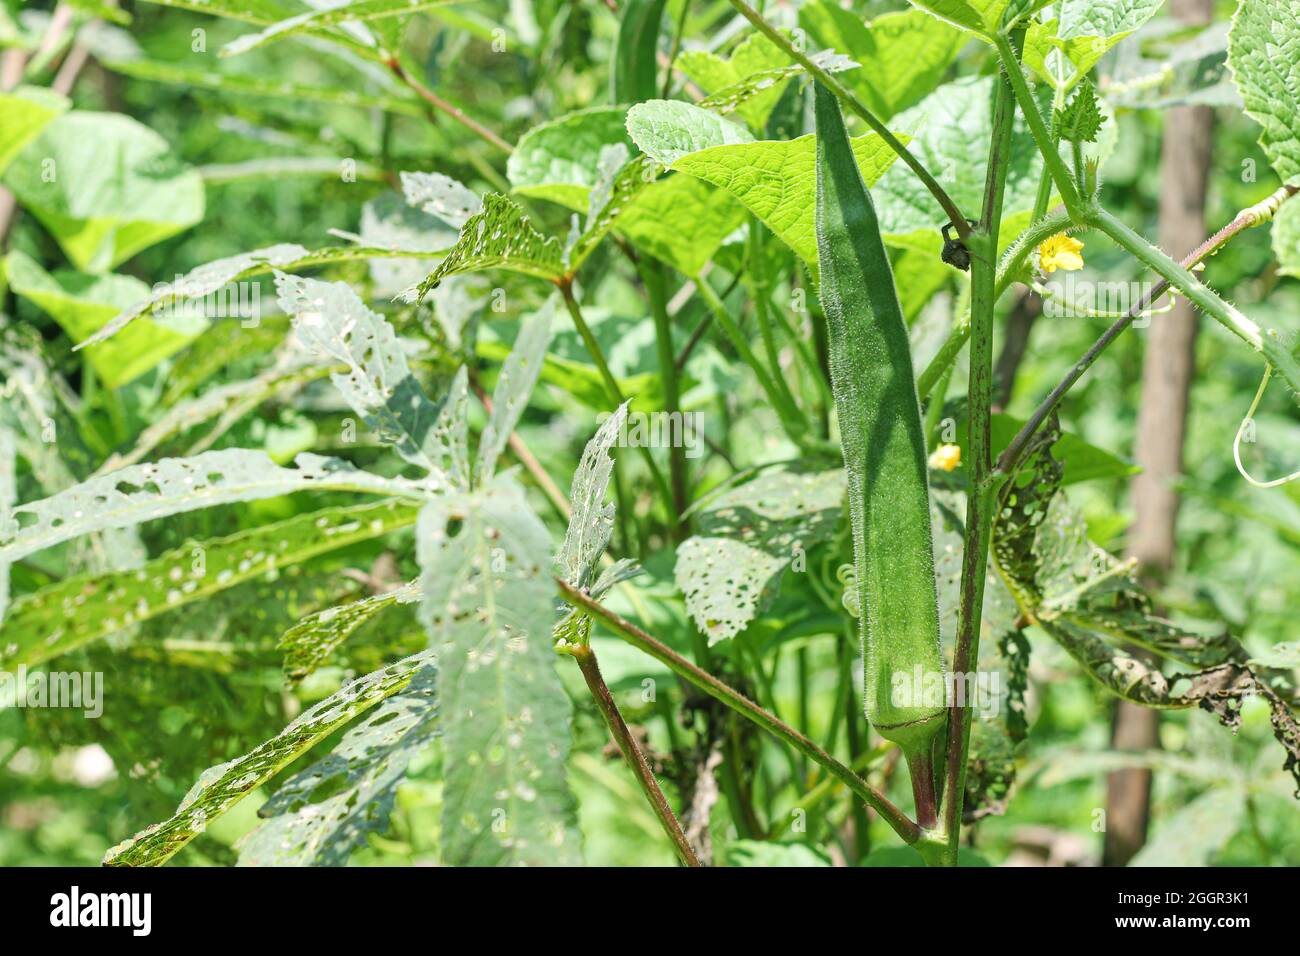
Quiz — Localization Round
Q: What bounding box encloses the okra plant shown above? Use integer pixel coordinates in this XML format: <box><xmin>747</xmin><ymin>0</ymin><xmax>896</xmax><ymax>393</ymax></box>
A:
<box><xmin>1</xmin><ymin>0</ymin><xmax>1298</xmax><ymax>867</ymax></box>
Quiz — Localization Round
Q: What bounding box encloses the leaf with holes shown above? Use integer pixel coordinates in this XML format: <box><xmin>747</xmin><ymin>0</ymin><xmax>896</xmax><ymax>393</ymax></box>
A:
<box><xmin>675</xmin><ymin>469</ymin><xmax>846</xmax><ymax>644</ymax></box>
<box><xmin>418</xmin><ymin>478</ymin><xmax>581</xmax><ymax>865</ymax></box>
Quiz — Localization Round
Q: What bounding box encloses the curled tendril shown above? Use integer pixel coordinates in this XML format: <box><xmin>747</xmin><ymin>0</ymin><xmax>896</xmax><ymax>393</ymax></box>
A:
<box><xmin>836</xmin><ymin>563</ymin><xmax>860</xmax><ymax>619</ymax></box>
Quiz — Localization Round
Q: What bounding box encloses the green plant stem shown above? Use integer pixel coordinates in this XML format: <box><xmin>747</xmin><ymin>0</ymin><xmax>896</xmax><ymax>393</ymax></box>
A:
<box><xmin>1089</xmin><ymin>207</ymin><xmax>1300</xmax><ymax>395</ymax></box>
<box><xmin>557</xmin><ymin>580</ymin><xmax>923</xmax><ymax>846</ymax></box>
<box><xmin>997</xmin><ymin>186</ymin><xmax>1300</xmax><ymax>477</ymax></box>
<box><xmin>568</xmin><ymin>643</ymin><xmax>701</xmax><ymax>866</ymax></box>
<box><xmin>720</xmin><ymin>0</ymin><xmax>971</xmax><ymax>237</ymax></box>
<box><xmin>939</xmin><ymin>48</ymin><xmax>1019</xmax><ymax>864</ymax></box>
<box><xmin>559</xmin><ymin>281</ymin><xmax>676</xmax><ymax>513</ymax></box>
<box><xmin>748</xmin><ymin>220</ymin><xmax>804</xmax><ymax>417</ymax></box>
<box><xmin>992</xmin><ymin>32</ymin><xmax>1081</xmax><ymax>219</ymax></box>
<box><xmin>640</xmin><ymin>259</ymin><xmax>689</xmax><ymax>540</ymax></box>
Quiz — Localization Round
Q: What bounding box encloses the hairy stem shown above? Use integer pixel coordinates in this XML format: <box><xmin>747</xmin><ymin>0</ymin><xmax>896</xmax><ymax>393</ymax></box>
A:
<box><xmin>568</xmin><ymin>643</ymin><xmax>701</xmax><ymax>866</ymax></box>
<box><xmin>940</xmin><ymin>49</ymin><xmax>1019</xmax><ymax>863</ymax></box>
<box><xmin>721</xmin><ymin>0</ymin><xmax>971</xmax><ymax>237</ymax></box>
<box><xmin>557</xmin><ymin>580</ymin><xmax>923</xmax><ymax>846</ymax></box>
<box><xmin>992</xmin><ymin>32</ymin><xmax>1082</xmax><ymax>219</ymax></box>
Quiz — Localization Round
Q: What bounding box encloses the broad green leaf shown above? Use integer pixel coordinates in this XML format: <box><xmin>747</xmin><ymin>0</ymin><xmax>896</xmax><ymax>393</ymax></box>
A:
<box><xmin>1129</xmin><ymin>788</ymin><xmax>1244</xmax><ymax>866</ymax></box>
<box><xmin>1055</xmin><ymin>80</ymin><xmax>1106</xmax><ymax>143</ymax></box>
<box><xmin>476</xmin><ymin>301</ymin><xmax>554</xmax><ymax>484</ymax></box>
<box><xmin>625</xmin><ymin>100</ymin><xmax>754</xmax><ymax>166</ymax></box>
<box><xmin>873</xmin><ymin>75</ymin><xmax>1048</xmax><ymax>238</ymax></box>
<box><xmin>1229</xmin><ymin>0</ymin><xmax>1300</xmax><ymax>184</ymax></box>
<box><xmin>628</xmin><ymin>100</ymin><xmax>902</xmax><ymax>272</ymax></box>
<box><xmin>0</xmin><ymin>449</ymin><xmax>426</xmax><ymax>567</ymax></box>
<box><xmin>1023</xmin><ymin>0</ymin><xmax>1164</xmax><ymax>90</ymax></box>
<box><xmin>401</xmin><ymin>193</ymin><xmax>565</xmax><ymax>301</ymax></box>
<box><xmin>234</xmin><ymin>659</ymin><xmax>438</xmax><ymax>865</ymax></box>
<box><xmin>677</xmin><ymin>31</ymin><xmax>794</xmax><ymax>129</ymax></box>
<box><xmin>0</xmin><ymin>86</ymin><xmax>68</xmax><ymax>175</ymax></box>
<box><xmin>596</xmin><ymin>164</ymin><xmax>747</xmax><ymax>275</ymax></box>
<box><xmin>221</xmin><ymin>0</ymin><xmax>457</xmax><ymax>57</ymax></box>
<box><xmin>1101</xmin><ymin>22</ymin><xmax>1240</xmax><ymax>111</ymax></box>
<box><xmin>2</xmin><ymin>111</ymin><xmax>204</xmax><ymax>272</ymax></box>
<box><xmin>1</xmin><ymin>500</ymin><xmax>419</xmax><ymax>670</ymax></box>
<box><xmin>103</xmin><ymin>651</ymin><xmax>436</xmax><ymax>867</ymax></box>
<box><xmin>903</xmin><ymin>0</ymin><xmax>1052</xmax><ymax>39</ymax></box>
<box><xmin>1250</xmin><ymin>640</ymin><xmax>1300</xmax><ymax>669</ymax></box>
<box><xmin>418</xmin><ymin>478</ymin><xmax>581</xmax><ymax>865</ymax></box>
<box><xmin>275</xmin><ymin>272</ymin><xmax>469</xmax><ymax>483</ymax></box>
<box><xmin>798</xmin><ymin>5</ymin><xmax>967</xmax><ymax>120</ymax></box>
<box><xmin>814</xmin><ymin>82</ymin><xmax>945</xmax><ymax>750</ymax></box>
<box><xmin>611</xmin><ymin>0</ymin><xmax>667</xmax><ymax>104</ymax></box>
<box><xmin>279</xmin><ymin>580</ymin><xmax>419</xmax><ymax>683</ymax></box>
<box><xmin>956</xmin><ymin>413</ymin><xmax>1139</xmax><ymax>486</ymax></box>
<box><xmin>5</xmin><ymin>250</ymin><xmax>202</xmax><ymax>388</ymax></box>
<box><xmin>675</xmin><ymin>469</ymin><xmax>845</xmax><ymax>644</ymax></box>
<box><xmin>359</xmin><ymin>192</ymin><xmax>458</xmax><ymax>297</ymax></box>
<box><xmin>669</xmin><ymin>130</ymin><xmax>903</xmax><ymax>274</ymax></box>
<box><xmin>507</xmin><ymin>107</ymin><xmax>636</xmax><ymax>209</ymax></box>
<box><xmin>102</xmin><ymin>58</ymin><xmax>426</xmax><ymax>116</ymax></box>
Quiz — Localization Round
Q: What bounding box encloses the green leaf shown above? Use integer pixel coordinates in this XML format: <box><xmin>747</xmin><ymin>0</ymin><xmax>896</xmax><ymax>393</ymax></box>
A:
<box><xmin>0</xmin><ymin>449</ymin><xmax>424</xmax><ymax>567</ymax></box>
<box><xmin>102</xmin><ymin>58</ymin><xmax>426</xmax><ymax>117</ymax></box>
<box><xmin>508</xmin><ymin>107</ymin><xmax>637</xmax><ymax>210</ymax></box>
<box><xmin>725</xmin><ymin>840</ymin><xmax>833</xmax><ymax>866</ymax></box>
<box><xmin>558</xmin><ymin>403</ymin><xmax>629</xmax><ymax>592</ymax></box>
<box><xmin>1023</xmin><ymin>0</ymin><xmax>1164</xmax><ymax>89</ymax></box>
<box><xmin>400</xmin><ymin>170</ymin><xmax>482</xmax><ymax>228</ymax></box>
<box><xmin>692</xmin><ymin>49</ymin><xmax>858</xmax><ymax>123</ymax></box>
<box><xmin>5</xmin><ymin>250</ymin><xmax>202</xmax><ymax>388</ymax></box>
<box><xmin>134</xmin><ymin>0</ymin><xmax>297</xmax><ymax>25</ymax></box>
<box><xmin>1054</xmin><ymin>80</ymin><xmax>1106</xmax><ymax>143</ymax></box>
<box><xmin>418</xmin><ymin>478</ymin><xmax>582</xmax><ymax>865</ymax></box>
<box><xmin>275</xmin><ymin>272</ymin><xmax>469</xmax><ymax>483</ymax></box>
<box><xmin>903</xmin><ymin>0</ymin><xmax>1052</xmax><ymax>39</ymax></box>
<box><xmin>626</xmin><ymin>100</ymin><xmax>754</xmax><ymax>165</ymax></box>
<box><xmin>278</xmin><ymin>580</ymin><xmax>419</xmax><ymax>684</ymax></box>
<box><xmin>79</xmin><ymin>243</ymin><xmax>447</xmax><ymax>349</ymax></box>
<box><xmin>221</xmin><ymin>0</ymin><xmax>458</xmax><ymax>58</ymax></box>
<box><xmin>2</xmin><ymin>500</ymin><xmax>419</xmax><ymax>670</ymax></box>
<box><xmin>234</xmin><ymin>660</ymin><xmax>439</xmax><ymax>865</ymax></box>
<box><xmin>1</xmin><ymin>111</ymin><xmax>204</xmax><ymax>272</ymax></box>
<box><xmin>798</xmin><ymin>5</ymin><xmax>968</xmax><ymax>120</ymax></box>
<box><xmin>627</xmin><ymin>99</ymin><xmax>902</xmax><ymax>273</ymax></box>
<box><xmin>402</xmin><ymin>193</ymin><xmax>565</xmax><ymax>301</ymax></box>
<box><xmin>873</xmin><ymin>75</ymin><xmax>1049</xmax><ymax>238</ymax></box>
<box><xmin>611</xmin><ymin>0</ymin><xmax>668</xmax><ymax>104</ymax></box>
<box><xmin>0</xmin><ymin>86</ymin><xmax>68</xmax><ymax>175</ymax></box>
<box><xmin>675</xmin><ymin>469</ymin><xmax>845</xmax><ymax>644</ymax></box>
<box><xmin>476</xmin><ymin>302</ymin><xmax>554</xmax><ymax>484</ymax></box>
<box><xmin>677</xmin><ymin>31</ymin><xmax>799</xmax><ymax>129</ymax></box>
<box><xmin>103</xmin><ymin>651</ymin><xmax>436</xmax><ymax>866</ymax></box>
<box><xmin>1229</xmin><ymin>0</ymin><xmax>1300</xmax><ymax>184</ymax></box>
<box><xmin>604</xmin><ymin>167</ymin><xmax>747</xmax><ymax>275</ymax></box>
<box><xmin>814</xmin><ymin>82</ymin><xmax>945</xmax><ymax>752</ymax></box>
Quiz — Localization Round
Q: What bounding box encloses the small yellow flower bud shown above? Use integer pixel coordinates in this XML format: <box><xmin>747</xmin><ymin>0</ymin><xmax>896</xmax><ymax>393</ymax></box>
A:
<box><xmin>928</xmin><ymin>443</ymin><xmax>961</xmax><ymax>472</ymax></box>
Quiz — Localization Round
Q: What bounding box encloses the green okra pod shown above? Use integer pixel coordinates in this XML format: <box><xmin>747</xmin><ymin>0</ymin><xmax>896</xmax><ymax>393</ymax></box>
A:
<box><xmin>812</xmin><ymin>82</ymin><xmax>948</xmax><ymax>781</ymax></box>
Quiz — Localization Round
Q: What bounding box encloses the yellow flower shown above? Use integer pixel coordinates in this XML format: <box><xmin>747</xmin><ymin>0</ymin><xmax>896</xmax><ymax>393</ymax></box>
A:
<box><xmin>928</xmin><ymin>443</ymin><xmax>961</xmax><ymax>472</ymax></box>
<box><xmin>1038</xmin><ymin>233</ymin><xmax>1085</xmax><ymax>273</ymax></box>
